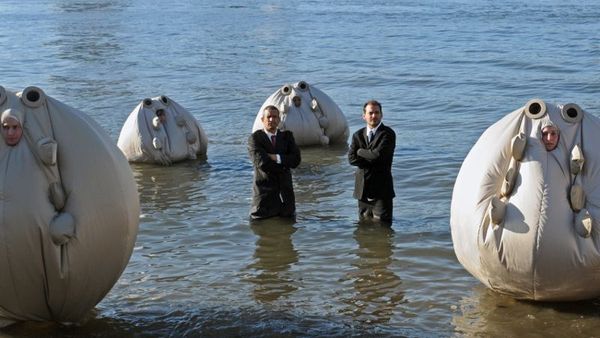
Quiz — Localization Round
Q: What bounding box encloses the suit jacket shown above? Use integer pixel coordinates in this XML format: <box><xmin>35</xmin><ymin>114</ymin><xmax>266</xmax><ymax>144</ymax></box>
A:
<box><xmin>248</xmin><ymin>129</ymin><xmax>301</xmax><ymax>219</ymax></box>
<box><xmin>348</xmin><ymin>123</ymin><xmax>396</xmax><ymax>200</ymax></box>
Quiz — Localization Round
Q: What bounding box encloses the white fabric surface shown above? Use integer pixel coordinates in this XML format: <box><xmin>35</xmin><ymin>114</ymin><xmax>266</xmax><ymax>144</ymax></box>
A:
<box><xmin>118</xmin><ymin>96</ymin><xmax>208</xmax><ymax>164</ymax></box>
<box><xmin>0</xmin><ymin>86</ymin><xmax>139</xmax><ymax>324</ymax></box>
<box><xmin>252</xmin><ymin>81</ymin><xmax>349</xmax><ymax>146</ymax></box>
<box><xmin>451</xmin><ymin>100</ymin><xmax>600</xmax><ymax>301</ymax></box>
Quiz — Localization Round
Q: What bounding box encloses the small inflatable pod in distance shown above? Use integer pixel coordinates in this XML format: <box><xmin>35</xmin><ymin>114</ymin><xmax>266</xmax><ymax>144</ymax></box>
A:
<box><xmin>0</xmin><ymin>86</ymin><xmax>139</xmax><ymax>325</ymax></box>
<box><xmin>451</xmin><ymin>98</ymin><xmax>600</xmax><ymax>301</ymax></box>
<box><xmin>117</xmin><ymin>95</ymin><xmax>208</xmax><ymax>165</ymax></box>
<box><xmin>252</xmin><ymin>81</ymin><xmax>349</xmax><ymax>146</ymax></box>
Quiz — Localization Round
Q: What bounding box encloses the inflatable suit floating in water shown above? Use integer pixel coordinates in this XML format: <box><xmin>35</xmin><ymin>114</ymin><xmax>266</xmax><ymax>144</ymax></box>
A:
<box><xmin>252</xmin><ymin>81</ymin><xmax>349</xmax><ymax>146</ymax></box>
<box><xmin>0</xmin><ymin>86</ymin><xmax>139</xmax><ymax>325</ymax></box>
<box><xmin>118</xmin><ymin>96</ymin><xmax>208</xmax><ymax>165</ymax></box>
<box><xmin>451</xmin><ymin>99</ymin><xmax>600</xmax><ymax>301</ymax></box>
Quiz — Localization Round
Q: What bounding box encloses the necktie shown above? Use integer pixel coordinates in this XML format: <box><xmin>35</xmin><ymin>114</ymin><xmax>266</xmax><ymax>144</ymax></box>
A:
<box><xmin>368</xmin><ymin>130</ymin><xmax>374</xmax><ymax>144</ymax></box>
<box><xmin>271</xmin><ymin>135</ymin><xmax>276</xmax><ymax>147</ymax></box>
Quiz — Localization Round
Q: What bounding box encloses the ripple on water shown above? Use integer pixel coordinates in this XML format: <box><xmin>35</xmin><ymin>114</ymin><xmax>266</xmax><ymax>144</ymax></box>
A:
<box><xmin>2</xmin><ymin>0</ymin><xmax>600</xmax><ymax>336</ymax></box>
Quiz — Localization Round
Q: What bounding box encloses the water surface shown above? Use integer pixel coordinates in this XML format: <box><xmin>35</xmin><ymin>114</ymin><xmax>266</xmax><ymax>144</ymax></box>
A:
<box><xmin>1</xmin><ymin>0</ymin><xmax>600</xmax><ymax>336</ymax></box>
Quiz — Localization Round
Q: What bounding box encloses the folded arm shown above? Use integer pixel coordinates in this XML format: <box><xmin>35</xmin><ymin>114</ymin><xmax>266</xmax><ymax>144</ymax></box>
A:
<box><xmin>349</xmin><ymin>134</ymin><xmax>369</xmax><ymax>167</ymax></box>
<box><xmin>357</xmin><ymin>130</ymin><xmax>395</xmax><ymax>164</ymax></box>
<box><xmin>248</xmin><ymin>134</ymin><xmax>284</xmax><ymax>174</ymax></box>
<box><xmin>280</xmin><ymin>132</ymin><xmax>301</xmax><ymax>169</ymax></box>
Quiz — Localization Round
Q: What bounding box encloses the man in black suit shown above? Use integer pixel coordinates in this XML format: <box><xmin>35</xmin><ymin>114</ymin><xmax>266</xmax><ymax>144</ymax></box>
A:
<box><xmin>248</xmin><ymin>105</ymin><xmax>301</xmax><ymax>220</ymax></box>
<box><xmin>348</xmin><ymin>100</ymin><xmax>396</xmax><ymax>225</ymax></box>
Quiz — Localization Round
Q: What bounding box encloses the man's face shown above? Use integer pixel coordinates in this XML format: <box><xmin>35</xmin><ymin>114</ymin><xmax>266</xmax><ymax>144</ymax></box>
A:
<box><xmin>262</xmin><ymin>108</ymin><xmax>280</xmax><ymax>133</ymax></box>
<box><xmin>2</xmin><ymin>118</ymin><xmax>23</xmax><ymax>146</ymax></box>
<box><xmin>542</xmin><ymin>126</ymin><xmax>559</xmax><ymax>151</ymax></box>
<box><xmin>363</xmin><ymin>103</ymin><xmax>382</xmax><ymax>128</ymax></box>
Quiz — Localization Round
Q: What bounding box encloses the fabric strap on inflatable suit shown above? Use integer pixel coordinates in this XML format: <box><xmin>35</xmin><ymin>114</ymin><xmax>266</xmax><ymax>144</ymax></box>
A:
<box><xmin>142</xmin><ymin>98</ymin><xmax>171</xmax><ymax>166</ymax></box>
<box><xmin>20</xmin><ymin>87</ymin><xmax>66</xmax><ymax>211</ymax></box>
<box><xmin>173</xmin><ymin>111</ymin><xmax>198</xmax><ymax>160</ymax></box>
<box><xmin>487</xmin><ymin>112</ymin><xmax>529</xmax><ymax>228</ymax></box>
<box><xmin>19</xmin><ymin>87</ymin><xmax>75</xmax><ymax>248</ymax></box>
<box><xmin>569</xmin><ymin>122</ymin><xmax>585</xmax><ymax>212</ymax></box>
<box><xmin>165</xmin><ymin>95</ymin><xmax>198</xmax><ymax>160</ymax></box>
<box><xmin>565</xmin><ymin>109</ymin><xmax>591</xmax><ymax>237</ymax></box>
<box><xmin>306</xmin><ymin>85</ymin><xmax>329</xmax><ymax>132</ymax></box>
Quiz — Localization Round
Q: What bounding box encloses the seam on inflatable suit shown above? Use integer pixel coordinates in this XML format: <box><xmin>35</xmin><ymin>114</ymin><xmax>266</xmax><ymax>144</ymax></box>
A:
<box><xmin>531</xmin><ymin>154</ymin><xmax>549</xmax><ymax>300</ymax></box>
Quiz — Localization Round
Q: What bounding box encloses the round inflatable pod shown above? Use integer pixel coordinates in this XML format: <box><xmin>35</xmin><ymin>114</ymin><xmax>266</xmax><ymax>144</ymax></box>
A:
<box><xmin>252</xmin><ymin>81</ymin><xmax>349</xmax><ymax>146</ymax></box>
<box><xmin>117</xmin><ymin>95</ymin><xmax>208</xmax><ymax>165</ymax></box>
<box><xmin>451</xmin><ymin>99</ymin><xmax>600</xmax><ymax>301</ymax></box>
<box><xmin>0</xmin><ymin>86</ymin><xmax>139</xmax><ymax>325</ymax></box>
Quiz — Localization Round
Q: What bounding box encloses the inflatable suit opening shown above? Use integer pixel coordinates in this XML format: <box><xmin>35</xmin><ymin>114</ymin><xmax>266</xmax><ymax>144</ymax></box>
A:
<box><xmin>252</xmin><ymin>81</ymin><xmax>349</xmax><ymax>146</ymax></box>
<box><xmin>451</xmin><ymin>99</ymin><xmax>600</xmax><ymax>301</ymax></box>
<box><xmin>117</xmin><ymin>95</ymin><xmax>208</xmax><ymax>165</ymax></box>
<box><xmin>0</xmin><ymin>86</ymin><xmax>139</xmax><ymax>325</ymax></box>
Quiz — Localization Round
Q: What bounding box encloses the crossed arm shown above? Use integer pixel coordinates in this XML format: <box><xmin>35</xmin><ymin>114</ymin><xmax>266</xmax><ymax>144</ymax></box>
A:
<box><xmin>349</xmin><ymin>129</ymin><xmax>395</xmax><ymax>167</ymax></box>
<box><xmin>248</xmin><ymin>132</ymin><xmax>301</xmax><ymax>173</ymax></box>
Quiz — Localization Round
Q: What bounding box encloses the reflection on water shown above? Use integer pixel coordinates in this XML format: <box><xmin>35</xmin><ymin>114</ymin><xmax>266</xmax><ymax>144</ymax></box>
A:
<box><xmin>452</xmin><ymin>285</ymin><xmax>600</xmax><ymax>337</ymax></box>
<box><xmin>3</xmin><ymin>0</ymin><xmax>600</xmax><ymax>335</ymax></box>
<box><xmin>131</xmin><ymin>161</ymin><xmax>210</xmax><ymax>216</ymax></box>
<box><xmin>245</xmin><ymin>219</ymin><xmax>299</xmax><ymax>303</ymax></box>
<box><xmin>339</xmin><ymin>225</ymin><xmax>405</xmax><ymax>324</ymax></box>
<box><xmin>293</xmin><ymin>145</ymin><xmax>355</xmax><ymax>223</ymax></box>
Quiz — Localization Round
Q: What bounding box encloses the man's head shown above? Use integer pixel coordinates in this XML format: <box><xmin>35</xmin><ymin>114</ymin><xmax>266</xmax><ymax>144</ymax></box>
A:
<box><xmin>1</xmin><ymin>108</ymin><xmax>24</xmax><ymax>147</ymax></box>
<box><xmin>362</xmin><ymin>100</ymin><xmax>383</xmax><ymax>129</ymax></box>
<box><xmin>541</xmin><ymin>121</ymin><xmax>560</xmax><ymax>151</ymax></box>
<box><xmin>261</xmin><ymin>105</ymin><xmax>281</xmax><ymax>133</ymax></box>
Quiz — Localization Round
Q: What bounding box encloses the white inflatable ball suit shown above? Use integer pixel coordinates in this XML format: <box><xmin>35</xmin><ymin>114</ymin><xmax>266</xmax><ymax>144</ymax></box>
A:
<box><xmin>451</xmin><ymin>99</ymin><xmax>600</xmax><ymax>301</ymax></box>
<box><xmin>253</xmin><ymin>81</ymin><xmax>349</xmax><ymax>146</ymax></box>
<box><xmin>118</xmin><ymin>95</ymin><xmax>208</xmax><ymax>165</ymax></box>
<box><xmin>0</xmin><ymin>86</ymin><xmax>139</xmax><ymax>325</ymax></box>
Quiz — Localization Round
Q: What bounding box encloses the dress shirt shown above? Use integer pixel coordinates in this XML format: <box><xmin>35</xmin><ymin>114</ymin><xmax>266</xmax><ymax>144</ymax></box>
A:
<box><xmin>264</xmin><ymin>129</ymin><xmax>282</xmax><ymax>164</ymax></box>
<box><xmin>367</xmin><ymin>122</ymin><xmax>382</xmax><ymax>143</ymax></box>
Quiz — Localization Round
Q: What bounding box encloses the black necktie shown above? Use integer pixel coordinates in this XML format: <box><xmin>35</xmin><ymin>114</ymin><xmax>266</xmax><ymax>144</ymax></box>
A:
<box><xmin>271</xmin><ymin>135</ymin><xmax>276</xmax><ymax>147</ymax></box>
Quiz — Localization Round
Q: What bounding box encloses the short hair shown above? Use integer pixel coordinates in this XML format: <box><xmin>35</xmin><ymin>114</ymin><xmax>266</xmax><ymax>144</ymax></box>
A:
<box><xmin>363</xmin><ymin>100</ymin><xmax>382</xmax><ymax>114</ymax></box>
<box><xmin>262</xmin><ymin>105</ymin><xmax>280</xmax><ymax>118</ymax></box>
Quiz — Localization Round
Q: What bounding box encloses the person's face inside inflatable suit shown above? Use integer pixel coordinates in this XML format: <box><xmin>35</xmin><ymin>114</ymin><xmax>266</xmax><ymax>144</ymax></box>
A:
<box><xmin>1</xmin><ymin>109</ymin><xmax>24</xmax><ymax>147</ymax></box>
<box><xmin>156</xmin><ymin>109</ymin><xmax>167</xmax><ymax>123</ymax></box>
<box><xmin>542</xmin><ymin>125</ymin><xmax>559</xmax><ymax>151</ymax></box>
<box><xmin>292</xmin><ymin>96</ymin><xmax>301</xmax><ymax>108</ymax></box>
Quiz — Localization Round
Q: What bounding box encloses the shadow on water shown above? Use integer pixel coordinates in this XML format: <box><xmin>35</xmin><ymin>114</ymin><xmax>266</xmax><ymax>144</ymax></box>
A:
<box><xmin>0</xmin><ymin>306</ymin><xmax>420</xmax><ymax>338</ymax></box>
<box><xmin>245</xmin><ymin>218</ymin><xmax>299</xmax><ymax>303</ymax></box>
<box><xmin>339</xmin><ymin>224</ymin><xmax>405</xmax><ymax>325</ymax></box>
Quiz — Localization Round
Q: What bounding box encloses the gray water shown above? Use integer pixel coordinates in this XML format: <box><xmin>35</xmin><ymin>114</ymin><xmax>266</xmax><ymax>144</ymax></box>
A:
<box><xmin>2</xmin><ymin>0</ymin><xmax>600</xmax><ymax>336</ymax></box>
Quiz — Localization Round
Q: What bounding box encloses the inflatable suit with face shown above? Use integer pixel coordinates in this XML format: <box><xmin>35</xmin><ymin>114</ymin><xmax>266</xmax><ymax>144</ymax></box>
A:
<box><xmin>451</xmin><ymin>99</ymin><xmax>600</xmax><ymax>301</ymax></box>
<box><xmin>252</xmin><ymin>81</ymin><xmax>349</xmax><ymax>146</ymax></box>
<box><xmin>117</xmin><ymin>96</ymin><xmax>208</xmax><ymax>165</ymax></box>
<box><xmin>0</xmin><ymin>86</ymin><xmax>139</xmax><ymax>325</ymax></box>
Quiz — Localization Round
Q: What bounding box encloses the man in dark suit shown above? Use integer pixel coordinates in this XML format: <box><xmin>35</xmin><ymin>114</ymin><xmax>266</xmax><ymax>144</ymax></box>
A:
<box><xmin>348</xmin><ymin>100</ymin><xmax>396</xmax><ymax>225</ymax></box>
<box><xmin>248</xmin><ymin>105</ymin><xmax>301</xmax><ymax>220</ymax></box>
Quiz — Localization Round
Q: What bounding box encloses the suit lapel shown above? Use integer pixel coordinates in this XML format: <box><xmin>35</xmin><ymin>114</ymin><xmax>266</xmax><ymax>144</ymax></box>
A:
<box><xmin>362</xmin><ymin>128</ymin><xmax>369</xmax><ymax>145</ymax></box>
<box><xmin>364</xmin><ymin>124</ymin><xmax>384</xmax><ymax>147</ymax></box>
<box><xmin>273</xmin><ymin>131</ymin><xmax>280</xmax><ymax>151</ymax></box>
